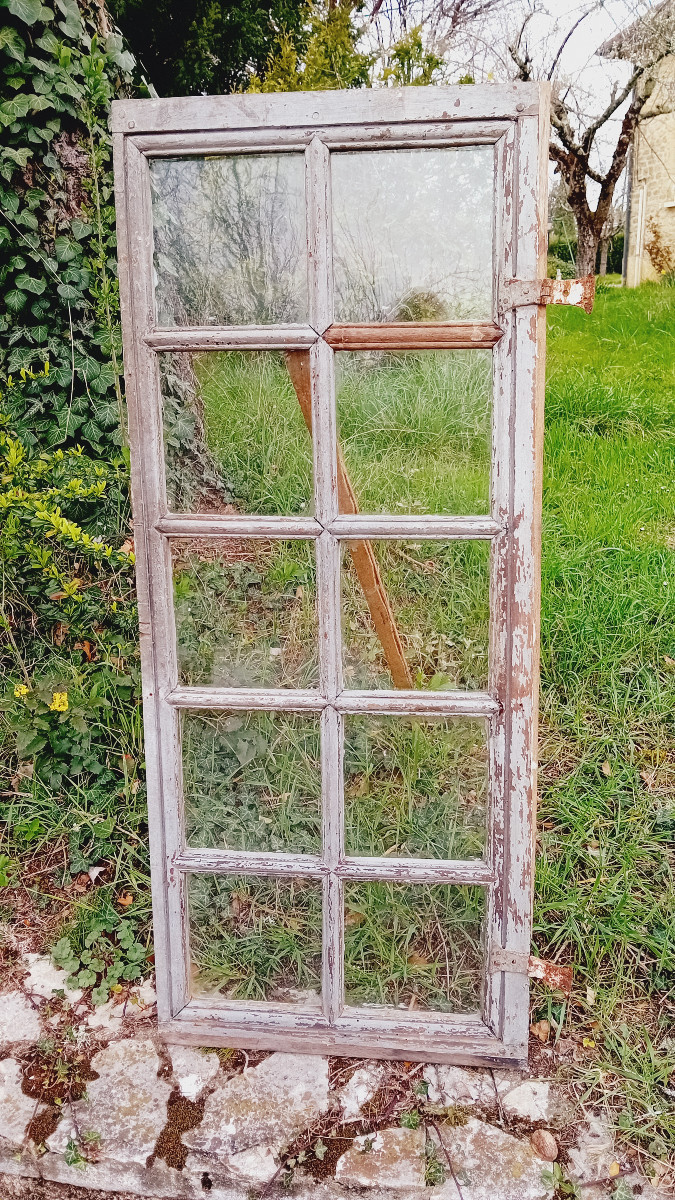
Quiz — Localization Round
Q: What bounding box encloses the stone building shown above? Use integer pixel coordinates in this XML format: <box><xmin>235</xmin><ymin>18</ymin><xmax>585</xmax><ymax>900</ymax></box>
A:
<box><xmin>600</xmin><ymin>1</ymin><xmax>675</xmax><ymax>285</ymax></box>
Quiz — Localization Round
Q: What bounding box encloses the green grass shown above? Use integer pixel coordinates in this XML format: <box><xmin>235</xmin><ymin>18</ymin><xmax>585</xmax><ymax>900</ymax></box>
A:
<box><xmin>535</xmin><ymin>283</ymin><xmax>675</xmax><ymax>1172</ymax></box>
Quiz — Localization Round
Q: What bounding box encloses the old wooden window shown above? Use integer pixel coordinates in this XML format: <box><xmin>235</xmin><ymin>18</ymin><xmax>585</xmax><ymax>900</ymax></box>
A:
<box><xmin>113</xmin><ymin>84</ymin><xmax>553</xmax><ymax>1066</ymax></box>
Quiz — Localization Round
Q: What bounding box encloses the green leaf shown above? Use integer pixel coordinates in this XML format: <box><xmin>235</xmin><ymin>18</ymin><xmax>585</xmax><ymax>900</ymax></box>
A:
<box><xmin>0</xmin><ymin>24</ymin><xmax>25</xmax><ymax>59</ymax></box>
<box><xmin>14</xmin><ymin>273</ymin><xmax>46</xmax><ymax>294</ymax></box>
<box><xmin>4</xmin><ymin>288</ymin><xmax>27</xmax><ymax>311</ymax></box>
<box><xmin>56</xmin><ymin>282</ymin><xmax>81</xmax><ymax>300</ymax></box>
<box><xmin>70</xmin><ymin>218</ymin><xmax>91</xmax><ymax>239</ymax></box>
<box><xmin>1</xmin><ymin>0</ymin><xmax>44</xmax><ymax>25</ymax></box>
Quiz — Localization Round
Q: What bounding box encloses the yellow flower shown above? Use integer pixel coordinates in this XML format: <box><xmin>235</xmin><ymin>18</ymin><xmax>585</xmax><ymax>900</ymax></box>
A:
<box><xmin>50</xmin><ymin>691</ymin><xmax>69</xmax><ymax>712</ymax></box>
<box><xmin>14</xmin><ymin>684</ymin><xmax>29</xmax><ymax>698</ymax></box>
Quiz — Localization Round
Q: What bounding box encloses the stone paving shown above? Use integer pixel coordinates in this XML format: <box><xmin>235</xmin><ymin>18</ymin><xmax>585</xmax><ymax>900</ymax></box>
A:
<box><xmin>0</xmin><ymin>956</ymin><xmax>665</xmax><ymax>1199</ymax></box>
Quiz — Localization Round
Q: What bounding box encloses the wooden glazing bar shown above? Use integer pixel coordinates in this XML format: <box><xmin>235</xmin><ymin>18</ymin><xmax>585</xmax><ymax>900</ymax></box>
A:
<box><xmin>329</xmin><ymin>515</ymin><xmax>503</xmax><ymax>540</ymax></box>
<box><xmin>178</xmin><ymin>999</ymin><xmax>489</xmax><ymax>1037</ymax></box>
<box><xmin>156</xmin><ymin>516</ymin><xmax>321</xmax><ymax>539</ymax></box>
<box><xmin>323</xmin><ymin>322</ymin><xmax>503</xmax><ymax>351</ymax></box>
<box><xmin>286</xmin><ymin>349</ymin><xmax>413</xmax><ymax>689</ymax></box>
<box><xmin>145</xmin><ymin>326</ymin><xmax>318</xmax><ymax>352</ymax></box>
<box><xmin>336</xmin><ymin>689</ymin><xmax>498</xmax><ymax>717</ymax></box>
<box><xmin>130</xmin><ymin>120</ymin><xmax>511</xmax><ymax>157</ymax></box>
<box><xmin>166</xmin><ymin>687</ymin><xmax>326</xmax><ymax>712</ymax></box>
<box><xmin>337</xmin><ymin>857</ymin><xmax>494</xmax><ymax>885</ymax></box>
<box><xmin>174</xmin><ymin>849</ymin><xmax>326</xmax><ymax>877</ymax></box>
<box><xmin>321</xmin><ymin>706</ymin><xmax>344</xmax><ymax>1024</ymax></box>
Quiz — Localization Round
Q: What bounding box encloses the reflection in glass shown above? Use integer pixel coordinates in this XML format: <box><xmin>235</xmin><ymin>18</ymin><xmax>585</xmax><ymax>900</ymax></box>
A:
<box><xmin>160</xmin><ymin>351</ymin><xmax>313</xmax><ymax>515</ymax></box>
<box><xmin>344</xmin><ymin>716</ymin><xmax>488</xmax><ymax>859</ymax></box>
<box><xmin>173</xmin><ymin>540</ymin><xmax>318</xmax><ymax>689</ymax></box>
<box><xmin>189</xmin><ymin>874</ymin><xmax>322</xmax><ymax>1002</ymax></box>
<box><xmin>344</xmin><ymin>882</ymin><xmax>485</xmax><ymax>1012</ymax></box>
<box><xmin>332</xmin><ymin>147</ymin><xmax>493</xmax><ymax>322</ymax></box>
<box><xmin>151</xmin><ymin>155</ymin><xmax>307</xmax><ymax>327</ymax></box>
<box><xmin>182</xmin><ymin>711</ymin><xmax>321</xmax><ymax>852</ymax></box>
<box><xmin>335</xmin><ymin>350</ymin><xmax>492</xmax><ymax>515</ymax></box>
<box><xmin>343</xmin><ymin>540</ymin><xmax>490</xmax><ymax>690</ymax></box>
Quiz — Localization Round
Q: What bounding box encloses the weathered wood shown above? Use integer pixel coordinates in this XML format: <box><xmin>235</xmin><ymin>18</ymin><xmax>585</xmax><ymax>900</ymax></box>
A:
<box><xmin>110</xmin><ymin>83</ymin><xmax>542</xmax><ymax>134</ymax></box>
<box><xmin>114</xmin><ymin>82</ymin><xmax>551</xmax><ymax>1068</ymax></box>
<box><xmin>329</xmin><ymin>515</ymin><xmax>503</xmax><ymax>539</ymax></box>
<box><xmin>502</xmin><ymin>274</ymin><xmax>595</xmax><ymax>314</ymax></box>
<box><xmin>156</xmin><ymin>515</ymin><xmax>321</xmax><ymax>538</ymax></box>
<box><xmin>286</xmin><ymin>349</ymin><xmax>413</xmax><ymax>689</ymax></box>
<box><xmin>146</xmin><ymin>325</ymin><xmax>318</xmax><ymax>351</ymax></box>
<box><xmin>129</xmin><ymin>120</ymin><xmax>510</xmax><ymax>156</ymax></box>
<box><xmin>323</xmin><ymin>322</ymin><xmax>502</xmax><ymax>351</ymax></box>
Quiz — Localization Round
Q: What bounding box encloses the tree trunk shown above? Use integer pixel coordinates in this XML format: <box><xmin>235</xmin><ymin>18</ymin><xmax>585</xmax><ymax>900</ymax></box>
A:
<box><xmin>599</xmin><ymin>237</ymin><xmax>609</xmax><ymax>275</ymax></box>
<box><xmin>575</xmin><ymin>221</ymin><xmax>599</xmax><ymax>277</ymax></box>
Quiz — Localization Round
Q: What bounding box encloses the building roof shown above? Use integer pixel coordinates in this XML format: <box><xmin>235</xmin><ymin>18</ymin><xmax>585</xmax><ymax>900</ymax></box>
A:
<box><xmin>598</xmin><ymin>0</ymin><xmax>675</xmax><ymax>61</ymax></box>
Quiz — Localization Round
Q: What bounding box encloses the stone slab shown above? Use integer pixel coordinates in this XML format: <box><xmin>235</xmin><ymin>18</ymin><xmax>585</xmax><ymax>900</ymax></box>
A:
<box><xmin>430</xmin><ymin>1118</ymin><xmax>555</xmax><ymax>1200</ymax></box>
<box><xmin>46</xmin><ymin>1038</ymin><xmax>172</xmax><ymax>1166</ymax></box>
<box><xmin>23</xmin><ymin>953</ymin><xmax>83</xmax><ymax>1006</ymax></box>
<box><xmin>0</xmin><ymin>992</ymin><xmax>41</xmax><ymax>1044</ymax></box>
<box><xmin>183</xmin><ymin>1051</ymin><xmax>329</xmax><ymax>1159</ymax></box>
<box><xmin>335</xmin><ymin>1126</ymin><xmax>426</xmax><ymax>1189</ymax></box>
<box><xmin>167</xmin><ymin>1044</ymin><xmax>220</xmax><ymax>1102</ymax></box>
<box><xmin>338</xmin><ymin>1064</ymin><xmax>386</xmax><ymax>1120</ymax></box>
<box><xmin>0</xmin><ymin>1059</ymin><xmax>43</xmax><ymax>1147</ymax></box>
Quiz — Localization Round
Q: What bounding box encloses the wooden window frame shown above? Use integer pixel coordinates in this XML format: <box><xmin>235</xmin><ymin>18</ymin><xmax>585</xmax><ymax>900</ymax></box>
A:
<box><xmin>112</xmin><ymin>83</ymin><xmax>551</xmax><ymax>1067</ymax></box>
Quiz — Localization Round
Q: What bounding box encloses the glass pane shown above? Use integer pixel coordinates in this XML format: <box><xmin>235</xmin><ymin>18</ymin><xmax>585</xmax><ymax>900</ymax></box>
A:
<box><xmin>344</xmin><ymin>882</ymin><xmax>485</xmax><ymax>1013</ymax></box>
<box><xmin>189</xmin><ymin>874</ymin><xmax>322</xmax><ymax>1004</ymax></box>
<box><xmin>342</xmin><ymin>540</ymin><xmax>489</xmax><ymax>691</ymax></box>
<box><xmin>150</xmin><ymin>155</ymin><xmax>307</xmax><ymax>326</ymax></box>
<box><xmin>160</xmin><ymin>351</ymin><xmax>313</xmax><ymax>515</ymax></box>
<box><xmin>332</xmin><ymin>147</ymin><xmax>493</xmax><ymax>322</ymax></box>
<box><xmin>182</xmin><ymin>711</ymin><xmax>321</xmax><ymax>853</ymax></box>
<box><xmin>344</xmin><ymin>716</ymin><xmax>488</xmax><ymax>859</ymax></box>
<box><xmin>173</xmin><ymin>540</ymin><xmax>318</xmax><ymax>689</ymax></box>
<box><xmin>335</xmin><ymin>350</ymin><xmax>491</xmax><ymax>515</ymax></box>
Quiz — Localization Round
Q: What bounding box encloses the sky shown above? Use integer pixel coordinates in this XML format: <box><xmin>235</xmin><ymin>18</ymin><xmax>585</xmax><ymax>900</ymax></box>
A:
<box><xmin>363</xmin><ymin>1</ymin><xmax>668</xmax><ymax>204</ymax></box>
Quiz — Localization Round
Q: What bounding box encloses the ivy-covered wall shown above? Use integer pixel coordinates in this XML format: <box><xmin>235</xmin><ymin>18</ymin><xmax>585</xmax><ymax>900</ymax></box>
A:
<box><xmin>0</xmin><ymin>0</ymin><xmax>154</xmax><ymax>990</ymax></box>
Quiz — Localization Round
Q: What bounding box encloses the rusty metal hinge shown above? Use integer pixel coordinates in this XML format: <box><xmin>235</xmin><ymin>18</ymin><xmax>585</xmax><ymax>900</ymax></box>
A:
<box><xmin>491</xmin><ymin>950</ymin><xmax>573</xmax><ymax>994</ymax></box>
<box><xmin>501</xmin><ymin>275</ymin><xmax>595</xmax><ymax>314</ymax></box>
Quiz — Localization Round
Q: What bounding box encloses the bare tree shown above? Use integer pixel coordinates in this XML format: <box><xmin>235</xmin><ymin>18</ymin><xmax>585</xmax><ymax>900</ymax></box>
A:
<box><xmin>361</xmin><ymin>0</ymin><xmax>516</xmax><ymax>81</ymax></box>
<box><xmin>509</xmin><ymin>1</ymin><xmax>675</xmax><ymax>276</ymax></box>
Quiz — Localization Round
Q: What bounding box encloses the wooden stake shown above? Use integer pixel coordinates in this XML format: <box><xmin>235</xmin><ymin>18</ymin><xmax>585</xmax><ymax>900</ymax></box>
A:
<box><xmin>285</xmin><ymin>350</ymin><xmax>413</xmax><ymax>690</ymax></box>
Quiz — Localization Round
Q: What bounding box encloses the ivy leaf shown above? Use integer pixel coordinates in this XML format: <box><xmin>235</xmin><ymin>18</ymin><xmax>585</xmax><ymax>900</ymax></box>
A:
<box><xmin>5</xmin><ymin>288</ymin><xmax>27</xmax><ymax>311</ymax></box>
<box><xmin>0</xmin><ymin>0</ymin><xmax>44</xmax><ymax>25</ymax></box>
<box><xmin>0</xmin><ymin>24</ymin><xmax>26</xmax><ymax>59</ymax></box>
<box><xmin>14</xmin><ymin>273</ymin><xmax>46</xmax><ymax>294</ymax></box>
<box><xmin>70</xmin><ymin>218</ymin><xmax>91</xmax><ymax>239</ymax></box>
<box><xmin>56</xmin><ymin>282</ymin><xmax>81</xmax><ymax>300</ymax></box>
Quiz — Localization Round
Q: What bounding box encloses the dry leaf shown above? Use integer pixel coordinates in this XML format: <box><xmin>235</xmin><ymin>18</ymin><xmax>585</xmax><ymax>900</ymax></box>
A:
<box><xmin>609</xmin><ymin>1162</ymin><xmax>621</xmax><ymax>1178</ymax></box>
<box><xmin>407</xmin><ymin>952</ymin><xmax>429</xmax><ymax>966</ymax></box>
<box><xmin>663</xmin><ymin>656</ymin><xmax>675</xmax><ymax>670</ymax></box>
<box><xmin>640</xmin><ymin>769</ymin><xmax>656</xmax><ymax>789</ymax></box>
<box><xmin>601</xmin><ymin>761</ymin><xmax>612</xmax><ymax>777</ymax></box>
<box><xmin>118</xmin><ymin>892</ymin><xmax>134</xmax><ymax>907</ymax></box>
<box><xmin>586</xmin><ymin>986</ymin><xmax>597</xmax><ymax>1007</ymax></box>
<box><xmin>52</xmin><ymin>622</ymin><xmax>69</xmax><ymax>646</ymax></box>
<box><xmin>88</xmin><ymin>865</ymin><xmax>105</xmax><ymax>885</ymax></box>
<box><xmin>120</xmin><ymin>538</ymin><xmax>134</xmax><ymax>555</ymax></box>
<box><xmin>530</xmin><ymin>1019</ymin><xmax>550</xmax><ymax>1043</ymax></box>
<box><xmin>345</xmin><ymin>909</ymin><xmax>364</xmax><ymax>928</ymax></box>
<box><xmin>74</xmin><ymin>639</ymin><xmax>96</xmax><ymax>661</ymax></box>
